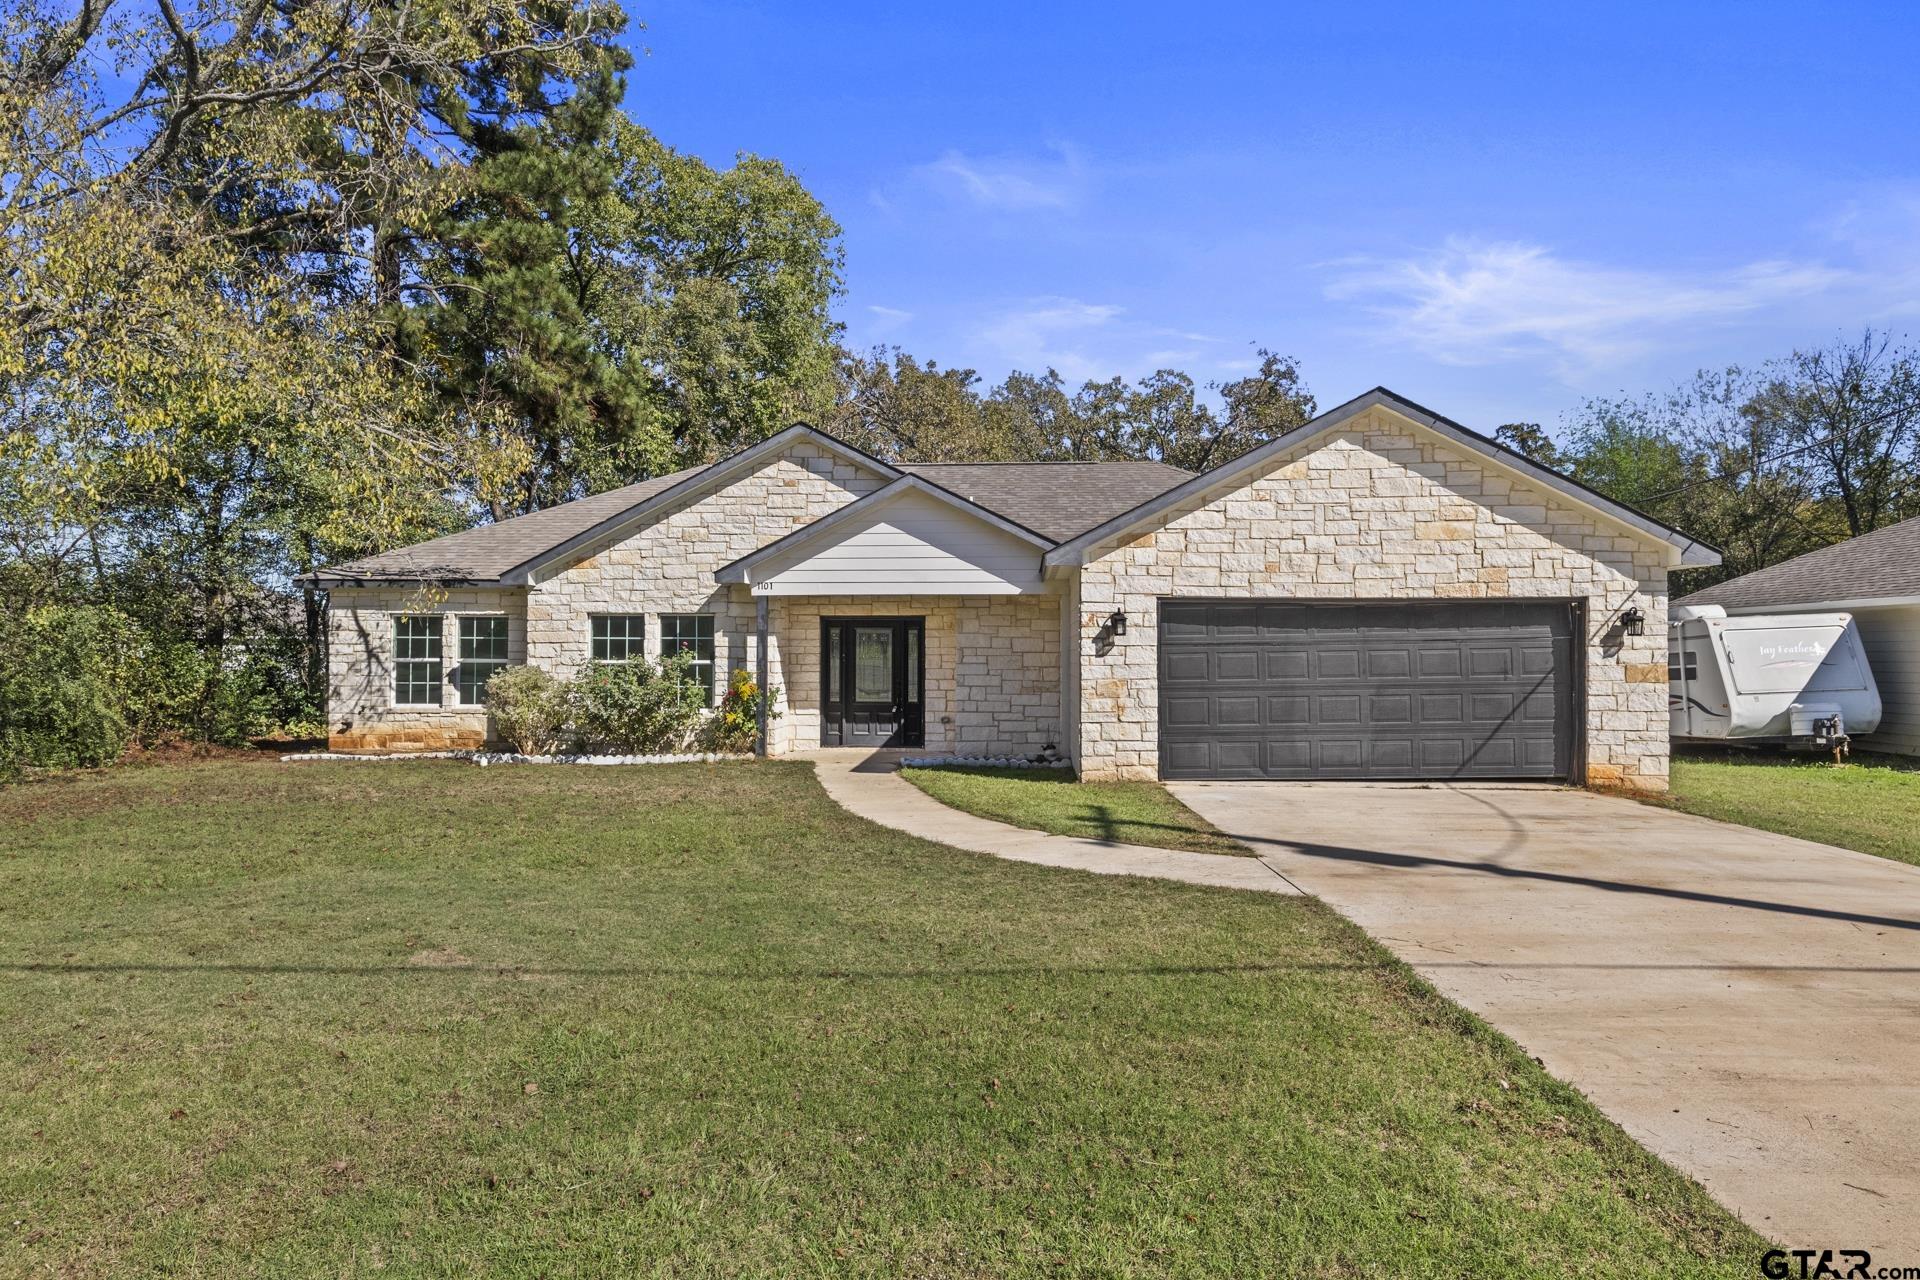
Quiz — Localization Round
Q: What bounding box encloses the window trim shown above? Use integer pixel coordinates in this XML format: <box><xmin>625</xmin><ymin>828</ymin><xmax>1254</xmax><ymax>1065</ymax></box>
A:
<box><xmin>391</xmin><ymin>614</ymin><xmax>445</xmax><ymax>708</ymax></box>
<box><xmin>589</xmin><ymin>613</ymin><xmax>647</xmax><ymax>664</ymax></box>
<box><xmin>455</xmin><ymin>613</ymin><xmax>511</xmax><ymax>706</ymax></box>
<box><xmin>660</xmin><ymin>613</ymin><xmax>717</xmax><ymax>705</ymax></box>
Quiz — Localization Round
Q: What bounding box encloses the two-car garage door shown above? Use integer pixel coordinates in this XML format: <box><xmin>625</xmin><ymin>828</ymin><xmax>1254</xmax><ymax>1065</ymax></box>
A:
<box><xmin>1159</xmin><ymin>600</ymin><xmax>1576</xmax><ymax>781</ymax></box>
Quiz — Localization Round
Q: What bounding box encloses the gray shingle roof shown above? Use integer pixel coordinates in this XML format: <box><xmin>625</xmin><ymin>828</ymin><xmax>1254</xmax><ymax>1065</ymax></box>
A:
<box><xmin>318</xmin><ymin>466</ymin><xmax>706</xmax><ymax>583</ymax></box>
<box><xmin>901</xmin><ymin>461</ymin><xmax>1192</xmax><ymax>542</ymax></box>
<box><xmin>314</xmin><ymin>444</ymin><xmax>1194</xmax><ymax>584</ymax></box>
<box><xmin>1679</xmin><ymin>515</ymin><xmax>1920</xmax><ymax>610</ymax></box>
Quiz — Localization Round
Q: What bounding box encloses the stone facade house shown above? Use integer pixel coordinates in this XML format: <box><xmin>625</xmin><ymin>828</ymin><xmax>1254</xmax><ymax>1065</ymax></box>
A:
<box><xmin>314</xmin><ymin>388</ymin><xmax>1718</xmax><ymax>789</ymax></box>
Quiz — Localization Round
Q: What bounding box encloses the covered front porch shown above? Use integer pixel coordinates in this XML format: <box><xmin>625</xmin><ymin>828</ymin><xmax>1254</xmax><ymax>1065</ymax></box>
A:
<box><xmin>714</xmin><ymin>473</ymin><xmax>1074</xmax><ymax>761</ymax></box>
<box><xmin>758</xmin><ymin>594</ymin><xmax>1066</xmax><ymax>757</ymax></box>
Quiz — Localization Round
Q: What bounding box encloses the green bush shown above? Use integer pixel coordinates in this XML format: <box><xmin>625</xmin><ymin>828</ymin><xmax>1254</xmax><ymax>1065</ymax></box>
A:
<box><xmin>119</xmin><ymin>636</ymin><xmax>216</xmax><ymax>745</ymax></box>
<box><xmin>569</xmin><ymin>653</ymin><xmax>707</xmax><ymax>754</ymax></box>
<box><xmin>0</xmin><ymin>605</ymin><xmax>135</xmax><ymax>772</ymax></box>
<box><xmin>706</xmin><ymin>666</ymin><xmax>779</xmax><ymax>754</ymax></box>
<box><xmin>115</xmin><ymin>636</ymin><xmax>286</xmax><ymax>747</ymax></box>
<box><xmin>486</xmin><ymin>666</ymin><xmax>573</xmax><ymax>755</ymax></box>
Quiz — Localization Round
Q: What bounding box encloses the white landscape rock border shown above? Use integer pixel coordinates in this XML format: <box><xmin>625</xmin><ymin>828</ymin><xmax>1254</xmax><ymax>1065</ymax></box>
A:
<box><xmin>283</xmin><ymin>750</ymin><xmax>475</xmax><ymax>762</ymax></box>
<box><xmin>471</xmin><ymin>751</ymin><xmax>746</xmax><ymax>766</ymax></box>
<box><xmin>284</xmin><ymin>750</ymin><xmax>749</xmax><ymax>766</ymax></box>
<box><xmin>899</xmin><ymin>754</ymin><xmax>1071</xmax><ymax>769</ymax></box>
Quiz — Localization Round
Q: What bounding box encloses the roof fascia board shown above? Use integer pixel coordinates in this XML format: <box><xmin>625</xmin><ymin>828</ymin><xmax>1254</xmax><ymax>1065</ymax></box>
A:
<box><xmin>1042</xmin><ymin>388</ymin><xmax>1721</xmax><ymax>569</ymax></box>
<box><xmin>308</xmin><ymin>574</ymin><xmax>513</xmax><ymax>590</ymax></box>
<box><xmin>715</xmin><ymin>474</ymin><xmax>1054</xmax><ymax>586</ymax></box>
<box><xmin>1719</xmin><ymin>594</ymin><xmax>1920</xmax><ymax>614</ymax></box>
<box><xmin>501</xmin><ymin>425</ymin><xmax>902</xmax><ymax>586</ymax></box>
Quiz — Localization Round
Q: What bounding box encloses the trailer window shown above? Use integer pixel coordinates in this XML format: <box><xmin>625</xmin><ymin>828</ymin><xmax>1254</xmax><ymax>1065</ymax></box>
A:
<box><xmin>1669</xmin><ymin>651</ymin><xmax>1698</xmax><ymax>682</ymax></box>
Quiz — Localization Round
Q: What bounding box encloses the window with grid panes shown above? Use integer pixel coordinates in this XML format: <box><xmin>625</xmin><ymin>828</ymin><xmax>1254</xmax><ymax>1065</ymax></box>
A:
<box><xmin>457</xmin><ymin>616</ymin><xmax>509</xmax><ymax>704</ymax></box>
<box><xmin>393</xmin><ymin>616</ymin><xmax>442</xmax><ymax>705</ymax></box>
<box><xmin>660</xmin><ymin>614</ymin><xmax>716</xmax><ymax>704</ymax></box>
<box><xmin>590</xmin><ymin>615</ymin><xmax>644</xmax><ymax>662</ymax></box>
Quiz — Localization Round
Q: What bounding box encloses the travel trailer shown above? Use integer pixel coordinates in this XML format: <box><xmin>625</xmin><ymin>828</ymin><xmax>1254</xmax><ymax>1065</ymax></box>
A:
<box><xmin>1668</xmin><ymin>604</ymin><xmax>1882</xmax><ymax>757</ymax></box>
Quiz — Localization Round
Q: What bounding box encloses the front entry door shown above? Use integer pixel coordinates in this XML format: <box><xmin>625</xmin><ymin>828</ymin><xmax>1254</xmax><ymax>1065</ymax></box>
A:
<box><xmin>822</xmin><ymin>618</ymin><xmax>925</xmax><ymax>747</ymax></box>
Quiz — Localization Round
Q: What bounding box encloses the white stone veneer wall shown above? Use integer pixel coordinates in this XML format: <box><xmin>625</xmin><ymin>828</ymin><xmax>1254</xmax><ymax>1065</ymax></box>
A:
<box><xmin>325</xmin><ymin>586</ymin><xmax>527</xmax><ymax>751</ymax></box>
<box><xmin>765</xmin><ymin>594</ymin><xmax>1063</xmax><ymax>756</ymax></box>
<box><xmin>1074</xmin><ymin>406</ymin><xmax>1674</xmax><ymax>790</ymax></box>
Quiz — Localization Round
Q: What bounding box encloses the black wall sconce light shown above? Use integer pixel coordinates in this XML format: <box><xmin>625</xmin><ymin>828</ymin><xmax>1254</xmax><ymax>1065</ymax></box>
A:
<box><xmin>1107</xmin><ymin>609</ymin><xmax>1128</xmax><ymax>637</ymax></box>
<box><xmin>1620</xmin><ymin>606</ymin><xmax>1645</xmax><ymax>637</ymax></box>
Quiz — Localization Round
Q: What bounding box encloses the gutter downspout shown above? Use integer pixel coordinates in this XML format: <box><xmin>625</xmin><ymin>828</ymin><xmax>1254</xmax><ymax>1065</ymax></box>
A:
<box><xmin>755</xmin><ymin>593</ymin><xmax>770</xmax><ymax>757</ymax></box>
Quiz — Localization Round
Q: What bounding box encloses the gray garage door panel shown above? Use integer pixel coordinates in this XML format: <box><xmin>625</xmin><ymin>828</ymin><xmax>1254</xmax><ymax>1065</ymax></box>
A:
<box><xmin>1159</xmin><ymin>600</ymin><xmax>1575</xmax><ymax>781</ymax></box>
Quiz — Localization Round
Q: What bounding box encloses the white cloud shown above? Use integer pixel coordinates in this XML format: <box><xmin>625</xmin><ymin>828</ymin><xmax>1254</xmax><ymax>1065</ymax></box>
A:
<box><xmin>1324</xmin><ymin>238</ymin><xmax>1853</xmax><ymax>374</ymax></box>
<box><xmin>914</xmin><ymin>145</ymin><xmax>1086</xmax><ymax>212</ymax></box>
<box><xmin>974</xmin><ymin>297</ymin><xmax>1124</xmax><ymax>381</ymax></box>
<box><xmin>865</xmin><ymin>304</ymin><xmax>914</xmax><ymax>336</ymax></box>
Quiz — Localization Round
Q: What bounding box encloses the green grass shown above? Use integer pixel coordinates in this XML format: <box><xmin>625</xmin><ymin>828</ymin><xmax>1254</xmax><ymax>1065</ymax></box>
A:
<box><xmin>0</xmin><ymin>760</ymin><xmax>1764</xmax><ymax>1277</ymax></box>
<box><xmin>900</xmin><ymin>765</ymin><xmax>1252</xmax><ymax>857</ymax></box>
<box><xmin>1668</xmin><ymin>747</ymin><xmax>1920</xmax><ymax>867</ymax></box>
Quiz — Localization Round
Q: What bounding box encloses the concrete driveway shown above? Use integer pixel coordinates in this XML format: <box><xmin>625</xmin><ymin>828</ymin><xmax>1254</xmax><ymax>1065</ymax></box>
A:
<box><xmin>1169</xmin><ymin>781</ymin><xmax>1920</xmax><ymax>1257</ymax></box>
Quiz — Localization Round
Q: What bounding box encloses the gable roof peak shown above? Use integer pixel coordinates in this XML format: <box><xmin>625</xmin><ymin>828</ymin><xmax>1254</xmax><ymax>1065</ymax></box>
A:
<box><xmin>1040</xmin><ymin>385</ymin><xmax>1720</xmax><ymax>569</ymax></box>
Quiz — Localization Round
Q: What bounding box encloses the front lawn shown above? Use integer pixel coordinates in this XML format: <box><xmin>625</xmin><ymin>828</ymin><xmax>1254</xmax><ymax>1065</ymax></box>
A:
<box><xmin>1668</xmin><ymin>748</ymin><xmax>1920</xmax><ymax>867</ymax></box>
<box><xmin>1</xmin><ymin>760</ymin><xmax>1761</xmax><ymax>1276</ymax></box>
<box><xmin>901</xmin><ymin>765</ymin><xmax>1252</xmax><ymax>857</ymax></box>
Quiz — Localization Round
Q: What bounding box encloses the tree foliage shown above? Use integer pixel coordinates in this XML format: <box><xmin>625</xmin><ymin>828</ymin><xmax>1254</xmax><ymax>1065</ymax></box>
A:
<box><xmin>827</xmin><ymin>347</ymin><xmax>1316</xmax><ymax>469</ymax></box>
<box><xmin>1</xmin><ymin>0</ymin><xmax>849</xmax><ymax>754</ymax></box>
<box><xmin>1552</xmin><ymin>333</ymin><xmax>1920</xmax><ymax>590</ymax></box>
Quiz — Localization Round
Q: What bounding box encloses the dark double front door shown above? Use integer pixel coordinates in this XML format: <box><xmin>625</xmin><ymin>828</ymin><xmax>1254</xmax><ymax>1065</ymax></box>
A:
<box><xmin>821</xmin><ymin>618</ymin><xmax>925</xmax><ymax>747</ymax></box>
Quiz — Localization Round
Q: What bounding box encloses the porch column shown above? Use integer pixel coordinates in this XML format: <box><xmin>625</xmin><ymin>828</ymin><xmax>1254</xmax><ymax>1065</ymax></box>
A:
<box><xmin>755</xmin><ymin>593</ymin><xmax>769</xmax><ymax>757</ymax></box>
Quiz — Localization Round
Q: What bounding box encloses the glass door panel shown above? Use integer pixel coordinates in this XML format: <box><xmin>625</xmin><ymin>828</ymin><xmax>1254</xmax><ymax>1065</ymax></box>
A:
<box><xmin>853</xmin><ymin>627</ymin><xmax>894</xmax><ymax>704</ymax></box>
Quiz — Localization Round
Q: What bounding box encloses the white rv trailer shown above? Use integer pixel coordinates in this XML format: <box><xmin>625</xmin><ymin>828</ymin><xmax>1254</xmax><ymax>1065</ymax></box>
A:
<box><xmin>1668</xmin><ymin>604</ymin><xmax>1882</xmax><ymax>756</ymax></box>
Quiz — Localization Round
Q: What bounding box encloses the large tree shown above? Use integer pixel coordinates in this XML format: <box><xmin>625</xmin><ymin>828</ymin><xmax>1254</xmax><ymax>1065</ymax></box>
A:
<box><xmin>1747</xmin><ymin>331</ymin><xmax>1920</xmax><ymax>538</ymax></box>
<box><xmin>1</xmin><ymin>0</ymin><xmax>632</xmax><ymax>738</ymax></box>
<box><xmin>408</xmin><ymin>113</ymin><xmax>846</xmax><ymax>513</ymax></box>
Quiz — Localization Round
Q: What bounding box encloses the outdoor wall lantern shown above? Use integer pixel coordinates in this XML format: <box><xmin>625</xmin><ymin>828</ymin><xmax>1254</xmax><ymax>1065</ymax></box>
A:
<box><xmin>1620</xmin><ymin>606</ymin><xmax>1645</xmax><ymax>637</ymax></box>
<box><xmin>1107</xmin><ymin>610</ymin><xmax>1128</xmax><ymax>637</ymax></box>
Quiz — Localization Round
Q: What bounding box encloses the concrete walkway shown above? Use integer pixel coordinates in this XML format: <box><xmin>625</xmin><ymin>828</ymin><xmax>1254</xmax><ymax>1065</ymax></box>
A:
<box><xmin>801</xmin><ymin>749</ymin><xmax>1301</xmax><ymax>896</ymax></box>
<box><xmin>1171</xmin><ymin>780</ymin><xmax>1920</xmax><ymax>1257</ymax></box>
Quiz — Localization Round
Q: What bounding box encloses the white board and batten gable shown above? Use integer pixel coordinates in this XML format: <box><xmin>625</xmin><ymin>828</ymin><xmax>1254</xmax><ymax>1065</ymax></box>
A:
<box><xmin>716</xmin><ymin>476</ymin><xmax>1053</xmax><ymax>596</ymax></box>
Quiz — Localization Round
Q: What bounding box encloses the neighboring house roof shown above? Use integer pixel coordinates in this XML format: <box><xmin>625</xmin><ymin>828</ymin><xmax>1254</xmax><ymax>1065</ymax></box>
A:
<box><xmin>1678</xmin><ymin>515</ymin><xmax>1920</xmax><ymax>611</ymax></box>
<box><xmin>898</xmin><ymin>461</ymin><xmax>1192</xmax><ymax>542</ymax></box>
<box><xmin>1042</xmin><ymin>387</ymin><xmax>1723</xmax><ymax>569</ymax></box>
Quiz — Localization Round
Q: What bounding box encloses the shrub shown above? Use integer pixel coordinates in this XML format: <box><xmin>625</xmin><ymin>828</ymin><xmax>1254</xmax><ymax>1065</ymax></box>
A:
<box><xmin>569</xmin><ymin>653</ymin><xmax>706</xmax><ymax>754</ymax></box>
<box><xmin>486</xmin><ymin>666</ymin><xmax>573</xmax><ymax>755</ymax></box>
<box><xmin>707</xmin><ymin>666</ymin><xmax>780</xmax><ymax>754</ymax></box>
<box><xmin>0</xmin><ymin>605</ymin><xmax>135</xmax><ymax>772</ymax></box>
<box><xmin>119</xmin><ymin>636</ymin><xmax>216</xmax><ymax>745</ymax></box>
<box><xmin>115</xmin><ymin>636</ymin><xmax>285</xmax><ymax>747</ymax></box>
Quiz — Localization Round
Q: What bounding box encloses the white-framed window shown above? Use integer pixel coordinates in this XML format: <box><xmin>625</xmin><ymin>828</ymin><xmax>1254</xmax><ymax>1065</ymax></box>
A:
<box><xmin>661</xmin><ymin>613</ymin><xmax>716</xmax><ymax>704</ymax></box>
<box><xmin>590</xmin><ymin>614</ymin><xmax>645</xmax><ymax>662</ymax></box>
<box><xmin>457</xmin><ymin>616</ymin><xmax>510</xmax><ymax>705</ymax></box>
<box><xmin>393</xmin><ymin>615</ymin><xmax>443</xmax><ymax>706</ymax></box>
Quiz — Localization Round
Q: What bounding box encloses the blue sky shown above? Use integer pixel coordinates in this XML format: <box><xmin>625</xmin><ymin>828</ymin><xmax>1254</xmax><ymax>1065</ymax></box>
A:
<box><xmin>623</xmin><ymin>1</ymin><xmax>1920</xmax><ymax>432</ymax></box>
